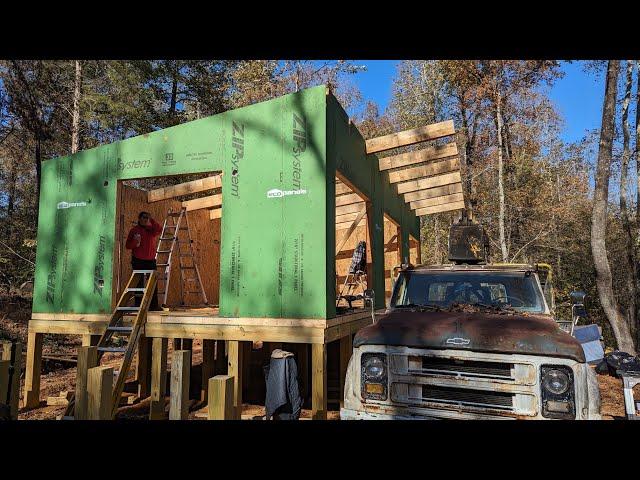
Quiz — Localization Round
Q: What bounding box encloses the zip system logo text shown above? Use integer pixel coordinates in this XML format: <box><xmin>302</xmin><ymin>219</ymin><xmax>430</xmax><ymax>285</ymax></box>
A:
<box><xmin>230</xmin><ymin>121</ymin><xmax>244</xmax><ymax>198</ymax></box>
<box><xmin>292</xmin><ymin>113</ymin><xmax>306</xmax><ymax>190</ymax></box>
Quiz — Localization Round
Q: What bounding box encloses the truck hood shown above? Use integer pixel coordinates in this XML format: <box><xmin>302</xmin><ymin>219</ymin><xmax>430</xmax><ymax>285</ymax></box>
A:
<box><xmin>353</xmin><ymin>309</ymin><xmax>585</xmax><ymax>362</ymax></box>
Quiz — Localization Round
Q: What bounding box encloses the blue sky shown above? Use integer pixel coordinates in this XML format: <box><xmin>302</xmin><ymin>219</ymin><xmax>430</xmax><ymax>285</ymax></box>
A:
<box><xmin>349</xmin><ymin>60</ymin><xmax>605</xmax><ymax>145</ymax></box>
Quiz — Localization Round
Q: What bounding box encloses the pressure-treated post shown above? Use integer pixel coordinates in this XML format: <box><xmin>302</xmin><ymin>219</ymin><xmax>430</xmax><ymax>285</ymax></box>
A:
<box><xmin>0</xmin><ymin>341</ymin><xmax>21</xmax><ymax>419</ymax></box>
<box><xmin>169</xmin><ymin>349</ymin><xmax>191</xmax><ymax>420</ymax></box>
<box><xmin>0</xmin><ymin>360</ymin><xmax>9</xmax><ymax>410</ymax></box>
<box><xmin>312</xmin><ymin>343</ymin><xmax>327</xmax><ymax>420</ymax></box>
<box><xmin>87</xmin><ymin>366</ymin><xmax>113</xmax><ymax>420</ymax></box>
<box><xmin>23</xmin><ymin>331</ymin><xmax>43</xmax><ymax>408</ymax></box>
<box><xmin>207</xmin><ymin>375</ymin><xmax>234</xmax><ymax>420</ymax></box>
<box><xmin>149</xmin><ymin>337</ymin><xmax>168</xmax><ymax>420</ymax></box>
<box><xmin>136</xmin><ymin>335</ymin><xmax>152</xmax><ymax>398</ymax></box>
<box><xmin>227</xmin><ymin>341</ymin><xmax>243</xmax><ymax>419</ymax></box>
<box><xmin>75</xmin><ymin>346</ymin><xmax>98</xmax><ymax>420</ymax></box>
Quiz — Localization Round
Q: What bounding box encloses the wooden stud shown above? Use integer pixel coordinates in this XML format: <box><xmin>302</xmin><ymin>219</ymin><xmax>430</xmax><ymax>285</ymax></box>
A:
<box><xmin>207</xmin><ymin>375</ymin><xmax>234</xmax><ymax>420</ymax></box>
<box><xmin>227</xmin><ymin>341</ymin><xmax>243</xmax><ymax>420</ymax></box>
<box><xmin>366</xmin><ymin>120</ymin><xmax>455</xmax><ymax>154</ymax></box>
<box><xmin>87</xmin><ymin>366</ymin><xmax>113</xmax><ymax>420</ymax></box>
<box><xmin>201</xmin><ymin>339</ymin><xmax>215</xmax><ymax>401</ymax></box>
<box><xmin>149</xmin><ymin>337</ymin><xmax>168</xmax><ymax>420</ymax></box>
<box><xmin>415</xmin><ymin>200</ymin><xmax>466</xmax><ymax>216</ymax></box>
<box><xmin>148</xmin><ymin>175</ymin><xmax>222</xmax><ymax>203</ymax></box>
<box><xmin>181</xmin><ymin>194</ymin><xmax>222</xmax><ymax>212</ymax></box>
<box><xmin>23</xmin><ymin>331</ymin><xmax>43</xmax><ymax>409</ymax></box>
<box><xmin>402</xmin><ymin>182</ymin><xmax>463</xmax><ymax>203</ymax></box>
<box><xmin>336</xmin><ymin>206</ymin><xmax>367</xmax><ymax>254</ymax></box>
<box><xmin>311</xmin><ymin>343</ymin><xmax>327</xmax><ymax>420</ymax></box>
<box><xmin>387</xmin><ymin>157</ymin><xmax>460</xmax><ymax>184</ymax></box>
<box><xmin>75</xmin><ymin>346</ymin><xmax>98</xmax><ymax>420</ymax></box>
<box><xmin>378</xmin><ymin>142</ymin><xmax>458</xmax><ymax>170</ymax></box>
<box><xmin>339</xmin><ymin>335</ymin><xmax>353</xmax><ymax>409</ymax></box>
<box><xmin>169</xmin><ymin>349</ymin><xmax>191</xmax><ymax>420</ymax></box>
<box><xmin>409</xmin><ymin>192</ymin><xmax>465</xmax><ymax>210</ymax></box>
<box><xmin>396</xmin><ymin>171</ymin><xmax>462</xmax><ymax>195</ymax></box>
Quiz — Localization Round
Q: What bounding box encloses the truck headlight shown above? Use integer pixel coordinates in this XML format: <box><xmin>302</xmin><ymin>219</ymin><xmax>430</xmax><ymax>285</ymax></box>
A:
<box><xmin>541</xmin><ymin>365</ymin><xmax>575</xmax><ymax>419</ymax></box>
<box><xmin>361</xmin><ymin>353</ymin><xmax>387</xmax><ymax>401</ymax></box>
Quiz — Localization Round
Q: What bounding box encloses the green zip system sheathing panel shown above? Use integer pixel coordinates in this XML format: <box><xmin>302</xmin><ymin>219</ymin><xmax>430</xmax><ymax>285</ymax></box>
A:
<box><xmin>32</xmin><ymin>85</ymin><xmax>418</xmax><ymax>319</ymax></box>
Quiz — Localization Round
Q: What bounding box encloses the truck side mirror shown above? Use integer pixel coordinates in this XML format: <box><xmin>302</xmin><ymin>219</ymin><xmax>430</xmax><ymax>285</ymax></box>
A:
<box><xmin>363</xmin><ymin>289</ymin><xmax>376</xmax><ymax>323</ymax></box>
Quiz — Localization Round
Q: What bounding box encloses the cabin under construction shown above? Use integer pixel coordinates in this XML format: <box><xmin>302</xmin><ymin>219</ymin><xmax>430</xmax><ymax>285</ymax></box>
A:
<box><xmin>24</xmin><ymin>85</ymin><xmax>465</xmax><ymax>419</ymax></box>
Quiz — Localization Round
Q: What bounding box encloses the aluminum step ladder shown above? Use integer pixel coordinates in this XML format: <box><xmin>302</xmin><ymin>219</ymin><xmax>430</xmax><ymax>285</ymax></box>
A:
<box><xmin>62</xmin><ymin>270</ymin><xmax>157</xmax><ymax>419</ymax></box>
<box><xmin>156</xmin><ymin>208</ymin><xmax>208</xmax><ymax>307</ymax></box>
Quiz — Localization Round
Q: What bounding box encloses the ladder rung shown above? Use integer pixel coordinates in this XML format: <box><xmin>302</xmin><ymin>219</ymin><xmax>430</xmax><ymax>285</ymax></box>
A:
<box><xmin>157</xmin><ymin>263</ymin><xmax>169</xmax><ymax>267</ymax></box>
<box><xmin>126</xmin><ymin>288</ymin><xmax>145</xmax><ymax>292</ymax></box>
<box><xmin>159</xmin><ymin>237</ymin><xmax>176</xmax><ymax>241</ymax></box>
<box><xmin>181</xmin><ymin>266</ymin><xmax>196</xmax><ymax>270</ymax></box>
<box><xmin>98</xmin><ymin>347</ymin><xmax>128</xmax><ymax>353</ymax></box>
<box><xmin>132</xmin><ymin>270</ymin><xmax>155</xmax><ymax>274</ymax></box>
<box><xmin>168</xmin><ymin>212</ymin><xmax>183</xmax><ymax>217</ymax></box>
<box><xmin>117</xmin><ymin>306</ymin><xmax>140</xmax><ymax>311</ymax></box>
<box><xmin>107</xmin><ymin>326</ymin><xmax>133</xmax><ymax>332</ymax></box>
<box><xmin>157</xmin><ymin>250</ymin><xmax>172</xmax><ymax>254</ymax></box>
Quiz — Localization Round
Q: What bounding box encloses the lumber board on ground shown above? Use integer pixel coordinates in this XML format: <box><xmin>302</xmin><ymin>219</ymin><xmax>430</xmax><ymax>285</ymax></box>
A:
<box><xmin>148</xmin><ymin>175</ymin><xmax>222</xmax><ymax>202</ymax></box>
<box><xmin>414</xmin><ymin>200</ymin><xmax>466</xmax><ymax>216</ymax></box>
<box><xmin>388</xmin><ymin>157</ymin><xmax>460</xmax><ymax>184</ymax></box>
<box><xmin>181</xmin><ymin>194</ymin><xmax>222</xmax><ymax>212</ymax></box>
<box><xmin>366</xmin><ymin>120</ymin><xmax>455</xmax><ymax>154</ymax></box>
<box><xmin>396</xmin><ymin>171</ymin><xmax>462</xmax><ymax>195</ymax></box>
<box><xmin>378</xmin><ymin>142</ymin><xmax>458</xmax><ymax>171</ymax></box>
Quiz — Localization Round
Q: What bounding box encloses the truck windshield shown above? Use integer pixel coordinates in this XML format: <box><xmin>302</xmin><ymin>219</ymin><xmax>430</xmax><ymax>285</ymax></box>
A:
<box><xmin>391</xmin><ymin>271</ymin><xmax>546</xmax><ymax>313</ymax></box>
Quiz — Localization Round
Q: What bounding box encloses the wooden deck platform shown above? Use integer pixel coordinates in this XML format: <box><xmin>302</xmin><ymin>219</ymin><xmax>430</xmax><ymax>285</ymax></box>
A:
<box><xmin>24</xmin><ymin>308</ymin><xmax>377</xmax><ymax>419</ymax></box>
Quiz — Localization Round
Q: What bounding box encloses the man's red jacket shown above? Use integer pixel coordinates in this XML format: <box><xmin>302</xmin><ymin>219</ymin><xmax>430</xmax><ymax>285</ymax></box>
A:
<box><xmin>126</xmin><ymin>219</ymin><xmax>162</xmax><ymax>260</ymax></box>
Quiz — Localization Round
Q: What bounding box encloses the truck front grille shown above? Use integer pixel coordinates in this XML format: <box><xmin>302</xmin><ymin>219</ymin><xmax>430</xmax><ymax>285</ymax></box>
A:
<box><xmin>420</xmin><ymin>385</ymin><xmax>514</xmax><ymax>410</ymax></box>
<box><xmin>419</xmin><ymin>357</ymin><xmax>513</xmax><ymax>380</ymax></box>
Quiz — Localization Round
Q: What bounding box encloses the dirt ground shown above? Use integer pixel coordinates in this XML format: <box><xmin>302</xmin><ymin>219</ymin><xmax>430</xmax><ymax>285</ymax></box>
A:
<box><xmin>1</xmin><ymin>294</ymin><xmax>634</xmax><ymax>421</ymax></box>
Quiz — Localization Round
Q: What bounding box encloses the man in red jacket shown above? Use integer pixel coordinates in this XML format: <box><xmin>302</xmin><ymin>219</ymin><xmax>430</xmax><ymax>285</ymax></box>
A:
<box><xmin>126</xmin><ymin>211</ymin><xmax>162</xmax><ymax>310</ymax></box>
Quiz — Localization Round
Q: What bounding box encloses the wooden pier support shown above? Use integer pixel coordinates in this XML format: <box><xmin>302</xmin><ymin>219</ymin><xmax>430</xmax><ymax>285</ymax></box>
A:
<box><xmin>23</xmin><ymin>332</ymin><xmax>43</xmax><ymax>408</ymax></box>
<box><xmin>0</xmin><ymin>360</ymin><xmax>9</xmax><ymax>411</ymax></box>
<box><xmin>169</xmin><ymin>349</ymin><xmax>191</xmax><ymax>420</ymax></box>
<box><xmin>136</xmin><ymin>335</ymin><xmax>152</xmax><ymax>398</ymax></box>
<box><xmin>312</xmin><ymin>343</ymin><xmax>327</xmax><ymax>420</ymax></box>
<box><xmin>87</xmin><ymin>365</ymin><xmax>113</xmax><ymax>420</ymax></box>
<box><xmin>207</xmin><ymin>375</ymin><xmax>234</xmax><ymax>420</ymax></box>
<box><xmin>339</xmin><ymin>334</ymin><xmax>353</xmax><ymax>408</ymax></box>
<box><xmin>149</xmin><ymin>337</ymin><xmax>168</xmax><ymax>420</ymax></box>
<box><xmin>0</xmin><ymin>341</ymin><xmax>22</xmax><ymax>419</ymax></box>
<box><xmin>227</xmin><ymin>341</ymin><xmax>244</xmax><ymax>419</ymax></box>
<box><xmin>75</xmin><ymin>346</ymin><xmax>98</xmax><ymax>420</ymax></box>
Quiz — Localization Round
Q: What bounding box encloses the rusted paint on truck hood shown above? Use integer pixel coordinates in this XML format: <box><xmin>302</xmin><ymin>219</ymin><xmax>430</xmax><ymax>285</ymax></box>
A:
<box><xmin>354</xmin><ymin>309</ymin><xmax>585</xmax><ymax>362</ymax></box>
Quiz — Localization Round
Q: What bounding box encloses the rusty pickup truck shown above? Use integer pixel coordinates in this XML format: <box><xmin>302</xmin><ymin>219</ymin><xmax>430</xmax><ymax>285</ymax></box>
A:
<box><xmin>340</xmin><ymin>263</ymin><xmax>601</xmax><ymax>420</ymax></box>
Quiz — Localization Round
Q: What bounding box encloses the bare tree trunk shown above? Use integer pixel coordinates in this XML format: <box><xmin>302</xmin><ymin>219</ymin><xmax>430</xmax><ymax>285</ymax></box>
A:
<box><xmin>495</xmin><ymin>91</ymin><xmax>509</xmax><ymax>262</ymax></box>
<box><xmin>592</xmin><ymin>60</ymin><xmax>636</xmax><ymax>354</ymax></box>
<box><xmin>71</xmin><ymin>60</ymin><xmax>82</xmax><ymax>154</ymax></box>
<box><xmin>620</xmin><ymin>60</ymin><xmax>638</xmax><ymax>341</ymax></box>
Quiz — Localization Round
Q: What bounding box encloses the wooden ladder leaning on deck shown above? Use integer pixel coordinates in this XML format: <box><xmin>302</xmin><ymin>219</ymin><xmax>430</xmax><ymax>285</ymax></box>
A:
<box><xmin>62</xmin><ymin>270</ymin><xmax>157</xmax><ymax>419</ymax></box>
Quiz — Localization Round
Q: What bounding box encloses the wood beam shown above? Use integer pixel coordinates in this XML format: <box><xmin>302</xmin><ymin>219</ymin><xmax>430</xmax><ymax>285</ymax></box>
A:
<box><xmin>365</xmin><ymin>120</ymin><xmax>455</xmax><ymax>154</ymax></box>
<box><xmin>410</xmin><ymin>192</ymin><xmax>465</xmax><ymax>210</ymax></box>
<box><xmin>336</xmin><ymin>207</ymin><xmax>367</xmax><ymax>254</ymax></box>
<box><xmin>209</xmin><ymin>208</ymin><xmax>222</xmax><ymax>220</ymax></box>
<box><xmin>397</xmin><ymin>171</ymin><xmax>462</xmax><ymax>195</ymax></box>
<box><xmin>403</xmin><ymin>182</ymin><xmax>463</xmax><ymax>203</ymax></box>
<box><xmin>336</xmin><ymin>202</ymin><xmax>366</xmax><ymax>216</ymax></box>
<box><xmin>148</xmin><ymin>175</ymin><xmax>222</xmax><ymax>202</ymax></box>
<box><xmin>378</xmin><ymin>142</ymin><xmax>458</xmax><ymax>171</ymax></box>
<box><xmin>182</xmin><ymin>194</ymin><xmax>222</xmax><ymax>212</ymax></box>
<box><xmin>335</xmin><ymin>193</ymin><xmax>363</xmax><ymax>207</ymax></box>
<box><xmin>415</xmin><ymin>200</ymin><xmax>466</xmax><ymax>216</ymax></box>
<box><xmin>388</xmin><ymin>157</ymin><xmax>460</xmax><ymax>184</ymax></box>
